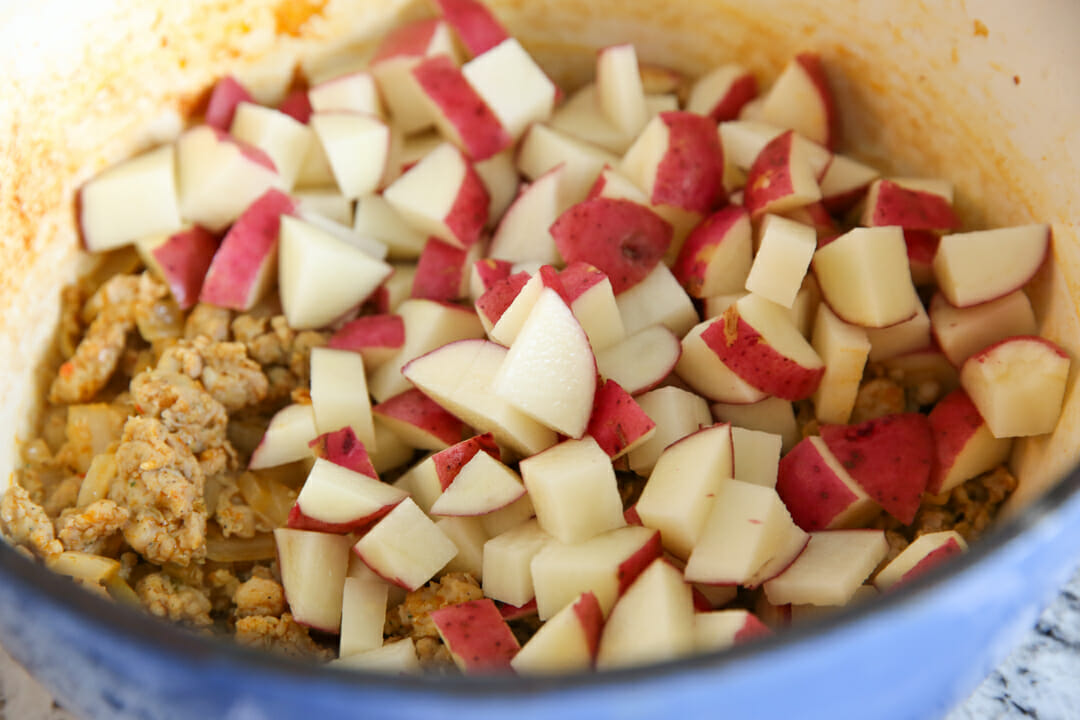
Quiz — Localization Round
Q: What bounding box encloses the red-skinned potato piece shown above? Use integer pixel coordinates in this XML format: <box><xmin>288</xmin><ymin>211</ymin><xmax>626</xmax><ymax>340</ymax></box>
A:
<box><xmin>433</xmin><ymin>433</ymin><xmax>501</xmax><ymax>491</ymax></box>
<box><xmin>775</xmin><ymin>436</ymin><xmax>879</xmax><ymax>532</ymax></box>
<box><xmin>700</xmin><ymin>298</ymin><xmax>825</xmax><ymax>401</ymax></box>
<box><xmin>759</xmin><ymin>52</ymin><xmax>838</xmax><ymax>150</ymax></box>
<box><xmin>328</xmin><ymin>314</ymin><xmax>406</xmax><ymax>367</ymax></box>
<box><xmin>199</xmin><ymin>188</ymin><xmax>295</xmax><ymax>311</ymax></box>
<box><xmin>431</xmin><ymin>0</ymin><xmax>510</xmax><ymax>57</ymax></box>
<box><xmin>278</xmin><ymin>89</ymin><xmax>313</xmax><ymax>124</ymax></box>
<box><xmin>586</xmin><ymin>379</ymin><xmax>657</xmax><ymax>459</ymax></box>
<box><xmin>372</xmin><ymin>388</ymin><xmax>467</xmax><ymax>450</ymax></box>
<box><xmin>205</xmin><ymin>75</ymin><xmax>254</xmax><ymax>130</ymax></box>
<box><xmin>475</xmin><ymin>271</ymin><xmax>531</xmax><ymax>329</ymax></box>
<box><xmin>819</xmin><ymin>413</ymin><xmax>933</xmax><ymax>524</ymax></box>
<box><xmin>743</xmin><ymin>129</ymin><xmax>821</xmax><ymax>218</ymax></box>
<box><xmin>926</xmin><ymin>388</ymin><xmax>1012</xmax><ymax>495</ymax></box>
<box><xmin>904</xmin><ymin>230</ymin><xmax>940</xmax><ymax>285</ymax></box>
<box><xmin>651</xmin><ymin>111</ymin><xmax>727</xmax><ymax>214</ymax></box>
<box><xmin>430</xmin><ymin>598</ymin><xmax>520</xmax><ymax>673</ymax></box>
<box><xmin>863</xmin><ymin>179</ymin><xmax>958</xmax><ymax>231</ymax></box>
<box><xmin>138</xmin><ymin>226</ymin><xmax>219</xmax><ymax>310</ymax></box>
<box><xmin>308</xmin><ymin>427</ymin><xmax>379</xmax><ymax>478</ymax></box>
<box><xmin>411</xmin><ymin>54</ymin><xmax>512</xmax><ymax>161</ymax></box>
<box><xmin>412</xmin><ymin>237</ymin><xmax>469</xmax><ymax>302</ymax></box>
<box><xmin>672</xmin><ymin>205</ymin><xmax>752</xmax><ymax>298</ymax></box>
<box><xmin>550</xmin><ymin>197</ymin><xmax>673</xmax><ymax>294</ymax></box>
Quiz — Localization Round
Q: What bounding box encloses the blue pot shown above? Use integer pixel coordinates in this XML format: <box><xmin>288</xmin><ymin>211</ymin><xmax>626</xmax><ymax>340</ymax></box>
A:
<box><xmin>2</xmin><ymin>465</ymin><xmax>1078</xmax><ymax>720</ymax></box>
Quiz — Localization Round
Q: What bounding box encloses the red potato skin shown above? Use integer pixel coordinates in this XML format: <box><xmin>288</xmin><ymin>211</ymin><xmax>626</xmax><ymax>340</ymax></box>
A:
<box><xmin>150</xmin><ymin>226</ymin><xmax>219</xmax><ymax>310</ymax></box>
<box><xmin>328</xmin><ymin>314</ymin><xmax>406</xmax><ymax>353</ymax></box>
<box><xmin>372</xmin><ymin>388</ymin><xmax>466</xmax><ymax>447</ymax></box>
<box><xmin>672</xmin><ymin>205</ymin><xmax>750</xmax><ymax>297</ymax></box>
<box><xmin>896</xmin><ymin>537</ymin><xmax>965</xmax><ymax>587</ymax></box>
<box><xmin>475</xmin><ymin>270</ymin><xmax>530</xmax><ymax>326</ymax></box>
<box><xmin>277</xmin><ymin>89</ymin><xmax>313</xmax><ymax>124</ymax></box>
<box><xmin>553</xmin><ymin>262</ymin><xmax>607</xmax><ymax>304</ymax></box>
<box><xmin>586</xmin><ymin>380</ymin><xmax>657</xmax><ymax>457</ymax></box>
<box><xmin>432</xmin><ymin>433</ymin><xmax>501</xmax><ymax>490</ymax></box>
<box><xmin>775</xmin><ymin>437</ymin><xmax>862</xmax><ymax>532</ymax></box>
<box><xmin>624</xmin><ymin>504</ymin><xmax>643</xmax><ymax>526</ymax></box>
<box><xmin>430</xmin><ymin>598</ymin><xmax>520</xmax><ymax>673</ymax></box>
<box><xmin>205</xmin><ymin>76</ymin><xmax>254</xmax><ymax>130</ymax></box>
<box><xmin>412</xmin><ymin>237</ymin><xmax>469</xmax><ymax>301</ymax></box>
<box><xmin>497</xmin><ymin>598</ymin><xmax>538</xmax><ymax>622</ymax></box>
<box><xmin>372</xmin><ymin>17</ymin><xmax>441</xmax><ymax>63</ymax></box>
<box><xmin>794</xmin><ymin>53</ymin><xmax>839</xmax><ymax>150</ymax></box>
<box><xmin>691</xmin><ymin>588</ymin><xmax>713</xmax><ymax>612</ymax></box>
<box><xmin>550</xmin><ymin>197</ymin><xmax>673</xmax><ymax>294</ymax></box>
<box><xmin>653</xmin><ymin>111</ymin><xmax>727</xmax><ymax>214</ymax></box>
<box><xmin>819</xmin><ymin>413</ymin><xmax>933</xmax><ymax>525</ymax></box>
<box><xmin>743</xmin><ymin>130</ymin><xmax>798</xmax><ymax>218</ymax></box>
<box><xmin>286</xmin><ymin>501</ymin><xmax>399</xmax><ymax>535</ymax></box>
<box><xmin>615</xmin><ymin>531</ymin><xmax>664</xmax><ymax>596</ymax></box>
<box><xmin>700</xmin><ymin>308</ymin><xmax>825</xmax><ymax>401</ymax></box>
<box><xmin>473</xmin><ymin>258</ymin><xmax>514</xmax><ymax>293</ymax></box>
<box><xmin>734</xmin><ymin>613</ymin><xmax>773</xmax><ymax>644</ymax></box>
<box><xmin>926</xmin><ymin>389</ymin><xmax>984</xmax><ymax>494</ymax></box>
<box><xmin>784</xmin><ymin>201</ymin><xmax>838</xmax><ymax>239</ymax></box>
<box><xmin>411</xmin><ymin>55</ymin><xmax>513</xmax><ymax>161</ymax></box>
<box><xmin>904</xmin><ymin>229</ymin><xmax>940</xmax><ymax>285</ymax></box>
<box><xmin>199</xmin><ymin>188</ymin><xmax>295</xmax><ymax>310</ymax></box>
<box><xmin>209</xmin><ymin>127</ymin><xmax>279</xmax><ymax>172</ymax></box>
<box><xmin>867</xmin><ymin>180</ymin><xmax>958</xmax><ymax>230</ymax></box>
<box><xmin>431</xmin><ymin>0</ymin><xmax>510</xmax><ymax>56</ymax></box>
<box><xmin>572</xmin><ymin>591</ymin><xmax>604</xmax><ymax>660</ymax></box>
<box><xmin>309</xmin><ymin>426</ymin><xmax>379</xmax><ymax>479</ymax></box>
<box><xmin>705</xmin><ymin>73</ymin><xmax>759</xmax><ymax>122</ymax></box>
<box><xmin>445</xmin><ymin>156</ymin><xmax>491</xmax><ymax>249</ymax></box>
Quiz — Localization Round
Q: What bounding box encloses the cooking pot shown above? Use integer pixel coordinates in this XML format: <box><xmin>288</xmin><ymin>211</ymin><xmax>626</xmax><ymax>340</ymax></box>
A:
<box><xmin>0</xmin><ymin>0</ymin><xmax>1078</xmax><ymax>718</ymax></box>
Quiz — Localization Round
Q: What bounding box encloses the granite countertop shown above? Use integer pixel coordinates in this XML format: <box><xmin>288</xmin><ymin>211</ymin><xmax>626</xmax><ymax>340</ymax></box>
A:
<box><xmin>2</xmin><ymin>568</ymin><xmax>1078</xmax><ymax>720</ymax></box>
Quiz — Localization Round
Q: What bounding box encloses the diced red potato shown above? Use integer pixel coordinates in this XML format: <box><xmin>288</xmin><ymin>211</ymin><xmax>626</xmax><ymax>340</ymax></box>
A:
<box><xmin>860</xmin><ymin>178</ymin><xmax>957</xmax><ymax>231</ymax></box>
<box><xmin>817</xmin><ymin>153</ymin><xmax>879</xmax><ymax>212</ymax></box>
<box><xmin>677</xmin><ymin>319</ymin><xmax>769</xmax><ymax>405</ymax></box>
<box><xmin>596</xmin><ymin>44</ymin><xmax>648</xmax><ymax>137</ymax></box>
<box><xmin>136</xmin><ymin>226</ymin><xmax>219</xmax><ymax>310</ymax></box>
<box><xmin>517</xmin><ymin>124</ymin><xmax>619</xmax><ymax>206</ymax></box>
<box><xmin>204</xmin><ymin>75</ymin><xmax>254</xmax><ymax>130</ymax></box>
<box><xmin>812</xmin><ymin>226</ymin><xmax>921</xmax><ymax>329</ymax></box>
<box><xmin>488</xmin><ymin>165</ymin><xmax>568</xmax><ymax>266</ymax></box>
<box><xmin>511</xmin><ymin>591</ymin><xmax>602</xmax><ymax>674</ymax></box>
<box><xmin>430</xmin><ymin>450</ymin><xmax>526</xmax><ymax>517</ymax></box>
<box><xmin>743</xmin><ymin>130</ymin><xmax>822</xmax><ymax>218</ymax></box>
<box><xmin>626</xmin><ymin>386</ymin><xmax>713</xmax><ymax>476</ymax></box>
<box><xmin>530</xmin><ymin>526</ymin><xmax>662</xmax><ymax>620</ymax></box>
<box><xmin>903</xmin><ymin>230</ymin><xmax>940</xmax><ymax>286</ymax></box>
<box><xmin>731</xmin><ymin>426</ymin><xmax>783</xmax><ymax>488</ymax></box>
<box><xmin>776</xmin><ymin>436</ymin><xmax>880</xmax><ymax>531</ymax></box>
<box><xmin>370</xmin><ymin>19</ymin><xmax>460</xmax><ymax>136</ymax></box>
<box><xmin>550</xmin><ymin>197</ymin><xmax>673</xmax><ymax>295</ymax></box>
<box><xmin>230</xmin><ymin>102</ymin><xmax>314</xmax><ymax>192</ymax></box>
<box><xmin>431</xmin><ymin>0</ymin><xmax>511</xmax><ymax>57</ymax></box>
<box><xmin>411</xmin><ymin>54</ymin><xmax>513</xmax><ymax>161</ymax></box>
<box><xmin>932</xmin><ymin>225</ymin><xmax>1051</xmax><ymax>309</ymax></box>
<box><xmin>745</xmin><ymin>214</ymin><xmax>817</xmax><ymax>308</ymax></box>
<box><xmin>927</xmin><ymin>388</ymin><xmax>1014</xmax><ymax>495</ymax></box>
<box><xmin>635</xmin><ymin>423</ymin><xmax>733</xmax><ymax>558</ymax></box>
<box><xmin>712</xmin><ymin>396</ymin><xmax>800</xmax><ymax>454</ymax></box>
<box><xmin>595</xmin><ymin>558</ymin><xmax>695</xmax><ymax>670</ymax></box>
<box><xmin>411</xmin><ymin>237</ymin><xmax>475</xmax><ymax>302</ymax></box>
<box><xmin>328</xmin><ymin>314</ymin><xmax>405</xmax><ymax>369</ymax></box>
<box><xmin>308</xmin><ymin>71</ymin><xmax>383</xmax><ymax>116</ymax></box>
<box><xmin>959</xmin><ymin>335</ymin><xmax>1070</xmax><ymax>438</ymax></box>
<box><xmin>249</xmin><ymin>403</ymin><xmax>319</xmax><ymax>470</ymax></box>
<box><xmin>930</xmin><ymin>290</ymin><xmax>1038</xmax><ymax>368</ymax></box>
<box><xmin>79</xmin><ymin>144</ymin><xmax>184</xmax><ymax>253</ymax></box>
<box><xmin>462</xmin><ymin>38</ymin><xmax>557</xmax><ymax>141</ymax></box>
<box><xmin>695</xmin><ymin>610</ymin><xmax>772</xmax><ymax>653</ymax></box>
<box><xmin>352</xmin><ymin>498</ymin><xmax>459</xmax><ymax>591</ymax></box>
<box><xmin>818</xmin><ymin>413</ymin><xmax>934</xmax><ymax>525</ymax></box>
<box><xmin>686</xmin><ymin>64</ymin><xmax>758</xmax><ymax>122</ymax></box>
<box><xmin>811</xmin><ymin>303</ymin><xmax>870</xmax><ymax>425</ymax></box>
<box><xmin>430</xmin><ymin>598</ymin><xmax>520</xmax><ymax>673</ymax></box>
<box><xmin>436</xmin><ymin>516</ymin><xmax>489</xmax><ymax>579</ymax></box>
<box><xmin>874</xmin><ymin>531</ymin><xmax>968</xmax><ymax>591</ymax></box>
<box><xmin>287</xmin><ymin>455</ymin><xmax>404</xmax><ymax>534</ymax></box>
<box><xmin>614</xmin><ymin>264</ymin><xmax>699</xmax><ymax>338</ymax></box>
<box><xmin>762</xmin><ymin>529</ymin><xmax>888</xmax><ymax>606</ymax></box>
<box><xmin>865</xmin><ymin>300</ymin><xmax>931</xmax><ymax>363</ymax></box>
<box><xmin>275</xmin><ymin>528</ymin><xmax>352</xmax><ymax>633</ymax></box>
<box><xmin>700</xmin><ymin>294</ymin><xmax>825</xmax><ymax>402</ymax></box>
<box><xmin>371</xmin><ymin>388</ymin><xmax>466</xmax><ymax>451</ymax></box>
<box><xmin>309</xmin><ymin>112</ymin><xmax>391</xmax><ymax>199</ymax></box>
<box><xmin>758</xmin><ymin>52</ymin><xmax>838</xmax><ymax>150</ymax></box>
<box><xmin>671</xmin><ymin>205</ymin><xmax>753</xmax><ymax>298</ymax></box>
<box><xmin>596</xmin><ymin>324</ymin><xmax>682</xmax><ymax>396</ymax></box>
<box><xmin>482</xmin><ymin>519</ymin><xmax>551</xmax><ymax>607</ymax></box>
<box><xmin>430</xmin><ymin>434</ymin><xmax>502</xmax><ymax>491</ymax></box>
<box><xmin>585</xmin><ymin>380</ymin><xmax>657</xmax><ymax>459</ymax></box>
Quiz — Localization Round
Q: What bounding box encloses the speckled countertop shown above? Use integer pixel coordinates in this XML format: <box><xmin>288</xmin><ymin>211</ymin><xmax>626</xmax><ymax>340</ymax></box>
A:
<box><xmin>2</xmin><ymin>567</ymin><xmax>1078</xmax><ymax>720</ymax></box>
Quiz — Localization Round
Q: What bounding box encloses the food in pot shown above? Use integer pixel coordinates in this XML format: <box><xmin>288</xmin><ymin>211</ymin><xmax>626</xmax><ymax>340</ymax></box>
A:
<box><xmin>2</xmin><ymin>0</ymin><xmax>1066</xmax><ymax>674</ymax></box>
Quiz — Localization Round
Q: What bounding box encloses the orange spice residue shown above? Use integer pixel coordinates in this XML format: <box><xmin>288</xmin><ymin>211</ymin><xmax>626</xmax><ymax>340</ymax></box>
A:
<box><xmin>274</xmin><ymin>0</ymin><xmax>327</xmax><ymax>37</ymax></box>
